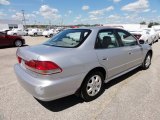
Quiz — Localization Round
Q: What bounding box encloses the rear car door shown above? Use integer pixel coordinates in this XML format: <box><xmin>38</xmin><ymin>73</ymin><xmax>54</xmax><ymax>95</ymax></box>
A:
<box><xmin>95</xmin><ymin>29</ymin><xmax>134</xmax><ymax>80</ymax></box>
<box><xmin>116</xmin><ymin>29</ymin><xmax>143</xmax><ymax>69</ymax></box>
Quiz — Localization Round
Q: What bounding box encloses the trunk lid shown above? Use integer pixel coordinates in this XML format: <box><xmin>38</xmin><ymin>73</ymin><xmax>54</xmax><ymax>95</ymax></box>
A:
<box><xmin>17</xmin><ymin>44</ymin><xmax>74</xmax><ymax>61</ymax></box>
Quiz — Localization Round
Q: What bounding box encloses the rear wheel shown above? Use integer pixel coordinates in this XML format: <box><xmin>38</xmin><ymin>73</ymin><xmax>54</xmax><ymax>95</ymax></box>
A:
<box><xmin>81</xmin><ymin>71</ymin><xmax>104</xmax><ymax>102</ymax></box>
<box><xmin>15</xmin><ymin>40</ymin><xmax>22</xmax><ymax>47</ymax></box>
<box><xmin>141</xmin><ymin>53</ymin><xmax>152</xmax><ymax>70</ymax></box>
<box><xmin>13</xmin><ymin>33</ymin><xmax>17</xmax><ymax>36</ymax></box>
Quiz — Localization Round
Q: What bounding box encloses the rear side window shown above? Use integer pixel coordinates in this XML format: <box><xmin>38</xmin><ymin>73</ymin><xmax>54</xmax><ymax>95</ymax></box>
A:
<box><xmin>44</xmin><ymin>29</ymin><xmax>91</xmax><ymax>48</ymax></box>
<box><xmin>117</xmin><ymin>30</ymin><xmax>138</xmax><ymax>46</ymax></box>
<box><xmin>95</xmin><ymin>30</ymin><xmax>119</xmax><ymax>49</ymax></box>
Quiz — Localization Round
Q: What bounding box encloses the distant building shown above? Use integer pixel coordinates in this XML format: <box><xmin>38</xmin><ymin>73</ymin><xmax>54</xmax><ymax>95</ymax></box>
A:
<box><xmin>0</xmin><ymin>19</ymin><xmax>24</xmax><ymax>31</ymax></box>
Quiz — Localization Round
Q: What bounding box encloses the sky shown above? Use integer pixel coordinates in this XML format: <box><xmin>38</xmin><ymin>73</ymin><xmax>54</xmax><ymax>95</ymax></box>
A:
<box><xmin>0</xmin><ymin>0</ymin><xmax>160</xmax><ymax>25</ymax></box>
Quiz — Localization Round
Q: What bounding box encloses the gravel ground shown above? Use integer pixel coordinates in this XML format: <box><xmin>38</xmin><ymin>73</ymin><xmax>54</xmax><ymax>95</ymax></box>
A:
<box><xmin>0</xmin><ymin>36</ymin><xmax>160</xmax><ymax>120</ymax></box>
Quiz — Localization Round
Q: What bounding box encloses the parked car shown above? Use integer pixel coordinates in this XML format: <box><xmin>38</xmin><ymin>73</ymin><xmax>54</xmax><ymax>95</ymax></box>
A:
<box><xmin>42</xmin><ymin>29</ymin><xmax>58</xmax><ymax>37</ymax></box>
<box><xmin>152</xmin><ymin>25</ymin><xmax>160</xmax><ymax>38</ymax></box>
<box><xmin>28</xmin><ymin>28</ymin><xmax>43</xmax><ymax>36</ymax></box>
<box><xmin>142</xmin><ymin>28</ymin><xmax>159</xmax><ymax>43</ymax></box>
<box><xmin>14</xmin><ymin>27</ymin><xmax>152</xmax><ymax>102</ymax></box>
<box><xmin>155</xmin><ymin>29</ymin><xmax>160</xmax><ymax>39</ymax></box>
<box><xmin>0</xmin><ymin>32</ymin><xmax>25</xmax><ymax>47</ymax></box>
<box><xmin>130</xmin><ymin>30</ymin><xmax>154</xmax><ymax>45</ymax></box>
<box><xmin>7</xmin><ymin>29</ymin><xmax>27</xmax><ymax>36</ymax></box>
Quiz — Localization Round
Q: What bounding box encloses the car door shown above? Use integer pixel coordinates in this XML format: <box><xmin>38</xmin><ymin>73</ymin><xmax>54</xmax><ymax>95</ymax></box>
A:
<box><xmin>95</xmin><ymin>29</ymin><xmax>133</xmax><ymax>80</ymax></box>
<box><xmin>116</xmin><ymin>29</ymin><xmax>143</xmax><ymax>69</ymax></box>
<box><xmin>19</xmin><ymin>29</ymin><xmax>24</xmax><ymax>36</ymax></box>
<box><xmin>0</xmin><ymin>32</ymin><xmax>8</xmax><ymax>46</ymax></box>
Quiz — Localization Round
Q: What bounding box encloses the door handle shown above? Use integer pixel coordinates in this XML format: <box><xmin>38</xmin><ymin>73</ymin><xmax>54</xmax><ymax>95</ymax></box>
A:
<box><xmin>129</xmin><ymin>52</ymin><xmax>133</xmax><ymax>55</ymax></box>
<box><xmin>102</xmin><ymin>57</ymin><xmax>108</xmax><ymax>61</ymax></box>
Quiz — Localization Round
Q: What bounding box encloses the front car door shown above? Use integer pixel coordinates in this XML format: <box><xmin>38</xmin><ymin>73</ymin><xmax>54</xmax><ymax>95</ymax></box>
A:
<box><xmin>95</xmin><ymin>29</ymin><xmax>134</xmax><ymax>80</ymax></box>
<box><xmin>115</xmin><ymin>29</ymin><xmax>143</xmax><ymax>69</ymax></box>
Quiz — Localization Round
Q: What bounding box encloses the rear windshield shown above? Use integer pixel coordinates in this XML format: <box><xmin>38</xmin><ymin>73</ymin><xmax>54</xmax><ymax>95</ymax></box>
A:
<box><xmin>44</xmin><ymin>29</ymin><xmax>91</xmax><ymax>48</ymax></box>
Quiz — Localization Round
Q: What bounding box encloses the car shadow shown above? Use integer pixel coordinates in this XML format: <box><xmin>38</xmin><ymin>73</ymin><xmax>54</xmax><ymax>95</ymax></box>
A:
<box><xmin>36</xmin><ymin>95</ymin><xmax>84</xmax><ymax>112</ymax></box>
<box><xmin>36</xmin><ymin>67</ymin><xmax>141</xmax><ymax>112</ymax></box>
<box><xmin>0</xmin><ymin>45</ymin><xmax>28</xmax><ymax>49</ymax></box>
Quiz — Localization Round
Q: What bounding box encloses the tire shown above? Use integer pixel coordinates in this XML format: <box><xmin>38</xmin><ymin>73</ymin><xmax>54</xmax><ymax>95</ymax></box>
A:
<box><xmin>14</xmin><ymin>40</ymin><xmax>23</xmax><ymax>47</ymax></box>
<box><xmin>49</xmin><ymin>34</ymin><xmax>53</xmax><ymax>37</ymax></box>
<box><xmin>81</xmin><ymin>71</ymin><xmax>104</xmax><ymax>102</ymax></box>
<box><xmin>13</xmin><ymin>33</ymin><xmax>17</xmax><ymax>36</ymax></box>
<box><xmin>34</xmin><ymin>33</ymin><xmax>37</xmax><ymax>36</ymax></box>
<box><xmin>141</xmin><ymin>52</ymin><xmax>152</xmax><ymax>70</ymax></box>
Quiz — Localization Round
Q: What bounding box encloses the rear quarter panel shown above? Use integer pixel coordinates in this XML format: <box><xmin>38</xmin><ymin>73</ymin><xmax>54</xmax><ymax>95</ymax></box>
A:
<box><xmin>37</xmin><ymin>49</ymin><xmax>101</xmax><ymax>80</ymax></box>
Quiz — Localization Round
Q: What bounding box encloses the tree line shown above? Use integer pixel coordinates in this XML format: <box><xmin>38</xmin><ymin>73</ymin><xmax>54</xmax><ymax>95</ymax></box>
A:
<box><xmin>140</xmin><ymin>21</ymin><xmax>160</xmax><ymax>28</ymax></box>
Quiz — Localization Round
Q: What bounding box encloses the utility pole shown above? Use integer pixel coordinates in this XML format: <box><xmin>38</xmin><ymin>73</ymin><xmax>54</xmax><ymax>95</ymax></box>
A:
<box><xmin>21</xmin><ymin>10</ymin><xmax>26</xmax><ymax>29</ymax></box>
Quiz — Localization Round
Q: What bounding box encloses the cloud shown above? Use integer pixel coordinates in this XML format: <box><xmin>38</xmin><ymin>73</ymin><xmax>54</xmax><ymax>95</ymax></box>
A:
<box><xmin>106</xmin><ymin>6</ymin><xmax>114</xmax><ymax>11</ymax></box>
<box><xmin>12</xmin><ymin>12</ymin><xmax>36</xmax><ymax>20</ymax></box>
<box><xmin>64</xmin><ymin>10</ymin><xmax>72</xmax><ymax>17</ymax></box>
<box><xmin>121</xmin><ymin>0</ymin><xmax>149</xmax><ymax>12</ymax></box>
<box><xmin>33</xmin><ymin>11</ymin><xmax>39</xmax><ymax>15</ymax></box>
<box><xmin>82</xmin><ymin>5</ymin><xmax>89</xmax><ymax>11</ymax></box>
<box><xmin>107</xmin><ymin>14</ymin><xmax>121</xmax><ymax>19</ymax></box>
<box><xmin>0</xmin><ymin>0</ymin><xmax>10</xmax><ymax>5</ymax></box>
<box><xmin>152</xmin><ymin>10</ymin><xmax>157</xmax><ymax>13</ymax></box>
<box><xmin>68</xmin><ymin>10</ymin><xmax>72</xmax><ymax>14</ymax></box>
<box><xmin>39</xmin><ymin>5</ymin><xmax>61</xmax><ymax>20</ymax></box>
<box><xmin>89</xmin><ymin>15</ymin><xmax>99</xmax><ymax>20</ymax></box>
<box><xmin>143</xmin><ymin>9</ymin><xmax>150</xmax><ymax>12</ymax></box>
<box><xmin>0</xmin><ymin>11</ymin><xmax>6</xmax><ymax>17</ymax></box>
<box><xmin>75</xmin><ymin>15</ymin><xmax>82</xmax><ymax>19</ymax></box>
<box><xmin>89</xmin><ymin>6</ymin><xmax>114</xmax><ymax>16</ymax></box>
<box><xmin>8</xmin><ymin>9</ymin><xmax>17</xmax><ymax>13</ymax></box>
<box><xmin>113</xmin><ymin>0</ymin><xmax>121</xmax><ymax>3</ymax></box>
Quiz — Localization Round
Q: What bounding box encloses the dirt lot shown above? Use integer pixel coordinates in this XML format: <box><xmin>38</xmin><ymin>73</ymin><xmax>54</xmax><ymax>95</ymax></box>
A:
<box><xmin>0</xmin><ymin>36</ymin><xmax>160</xmax><ymax>120</ymax></box>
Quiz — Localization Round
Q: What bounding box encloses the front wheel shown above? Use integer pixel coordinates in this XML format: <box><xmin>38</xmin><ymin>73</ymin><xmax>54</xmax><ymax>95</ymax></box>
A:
<box><xmin>14</xmin><ymin>40</ymin><xmax>22</xmax><ymax>47</ymax></box>
<box><xmin>81</xmin><ymin>71</ymin><xmax>104</xmax><ymax>102</ymax></box>
<box><xmin>141</xmin><ymin>53</ymin><xmax>152</xmax><ymax>70</ymax></box>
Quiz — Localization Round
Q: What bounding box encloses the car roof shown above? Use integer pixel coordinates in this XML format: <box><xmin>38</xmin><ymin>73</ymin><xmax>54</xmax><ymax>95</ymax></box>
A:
<box><xmin>70</xmin><ymin>26</ymin><xmax>125</xmax><ymax>31</ymax></box>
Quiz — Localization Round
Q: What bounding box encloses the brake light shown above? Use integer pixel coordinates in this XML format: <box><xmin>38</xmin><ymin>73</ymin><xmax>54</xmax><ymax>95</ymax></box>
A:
<box><xmin>17</xmin><ymin>56</ymin><xmax>22</xmax><ymax>63</ymax></box>
<box><xmin>25</xmin><ymin>60</ymin><xmax>62</xmax><ymax>75</ymax></box>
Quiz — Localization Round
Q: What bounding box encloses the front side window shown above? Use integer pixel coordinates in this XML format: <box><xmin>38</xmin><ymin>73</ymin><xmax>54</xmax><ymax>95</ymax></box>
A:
<box><xmin>44</xmin><ymin>29</ymin><xmax>91</xmax><ymax>48</ymax></box>
<box><xmin>8</xmin><ymin>24</ymin><xmax>18</xmax><ymax>30</ymax></box>
<box><xmin>117</xmin><ymin>30</ymin><xmax>138</xmax><ymax>46</ymax></box>
<box><xmin>95</xmin><ymin>30</ymin><xmax>119</xmax><ymax>49</ymax></box>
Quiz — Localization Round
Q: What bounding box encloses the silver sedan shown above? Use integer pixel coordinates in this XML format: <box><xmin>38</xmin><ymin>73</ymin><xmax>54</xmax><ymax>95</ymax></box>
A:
<box><xmin>14</xmin><ymin>27</ymin><xmax>152</xmax><ymax>102</ymax></box>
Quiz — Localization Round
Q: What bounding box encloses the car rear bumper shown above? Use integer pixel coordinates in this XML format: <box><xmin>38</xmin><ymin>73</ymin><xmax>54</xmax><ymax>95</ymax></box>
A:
<box><xmin>14</xmin><ymin>64</ymin><xmax>84</xmax><ymax>101</ymax></box>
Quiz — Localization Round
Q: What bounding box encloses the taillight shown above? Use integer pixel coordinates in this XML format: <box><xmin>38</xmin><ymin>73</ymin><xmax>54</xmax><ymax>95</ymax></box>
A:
<box><xmin>17</xmin><ymin>56</ymin><xmax>22</xmax><ymax>63</ymax></box>
<box><xmin>17</xmin><ymin>54</ymin><xmax>62</xmax><ymax>75</ymax></box>
<box><xmin>25</xmin><ymin>60</ymin><xmax>62</xmax><ymax>75</ymax></box>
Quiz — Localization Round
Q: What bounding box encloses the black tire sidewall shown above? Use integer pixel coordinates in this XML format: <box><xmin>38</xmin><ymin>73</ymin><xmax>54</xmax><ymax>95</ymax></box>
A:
<box><xmin>81</xmin><ymin>71</ymin><xmax>104</xmax><ymax>102</ymax></box>
<box><xmin>50</xmin><ymin>34</ymin><xmax>53</xmax><ymax>37</ymax></box>
<box><xmin>142</xmin><ymin>53</ymin><xmax>151</xmax><ymax>70</ymax></box>
<box><xmin>34</xmin><ymin>33</ymin><xmax>37</xmax><ymax>36</ymax></box>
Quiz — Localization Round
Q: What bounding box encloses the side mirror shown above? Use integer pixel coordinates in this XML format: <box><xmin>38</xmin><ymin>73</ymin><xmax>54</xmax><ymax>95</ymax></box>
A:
<box><xmin>139</xmin><ymin>39</ymin><xmax>145</xmax><ymax>44</ymax></box>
